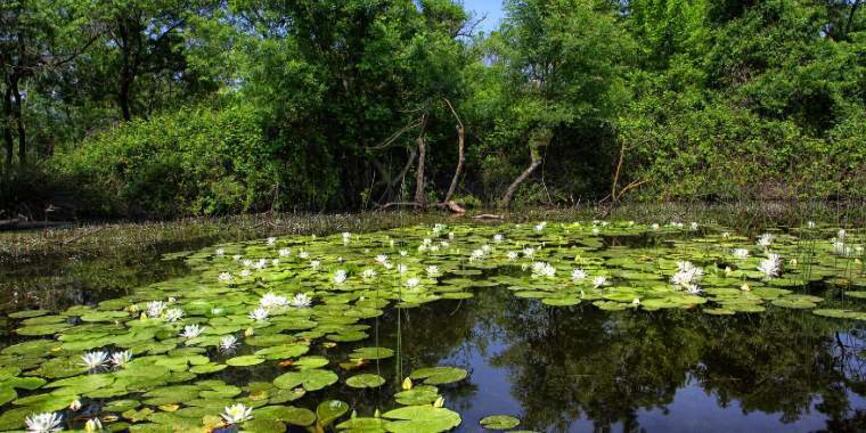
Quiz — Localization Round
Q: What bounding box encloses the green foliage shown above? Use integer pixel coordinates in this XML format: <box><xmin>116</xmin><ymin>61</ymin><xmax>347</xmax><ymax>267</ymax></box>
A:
<box><xmin>5</xmin><ymin>0</ymin><xmax>866</xmax><ymax>217</ymax></box>
<box><xmin>55</xmin><ymin>104</ymin><xmax>283</xmax><ymax>217</ymax></box>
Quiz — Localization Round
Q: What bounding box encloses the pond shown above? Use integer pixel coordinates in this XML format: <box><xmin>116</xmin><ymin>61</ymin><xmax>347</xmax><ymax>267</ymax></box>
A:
<box><xmin>1</xmin><ymin>221</ymin><xmax>866</xmax><ymax>433</ymax></box>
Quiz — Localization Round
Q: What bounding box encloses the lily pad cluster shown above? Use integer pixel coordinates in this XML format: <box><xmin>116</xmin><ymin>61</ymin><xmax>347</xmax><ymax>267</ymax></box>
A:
<box><xmin>1</xmin><ymin>221</ymin><xmax>864</xmax><ymax>432</ymax></box>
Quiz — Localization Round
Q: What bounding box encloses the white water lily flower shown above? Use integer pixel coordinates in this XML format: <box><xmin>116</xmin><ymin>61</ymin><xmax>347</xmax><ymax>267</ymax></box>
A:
<box><xmin>571</xmin><ymin>268</ymin><xmax>587</xmax><ymax>281</ymax></box>
<box><xmin>807</xmin><ymin>221</ymin><xmax>816</xmax><ymax>228</ymax></box>
<box><xmin>833</xmin><ymin>240</ymin><xmax>851</xmax><ymax>257</ymax></box>
<box><xmin>531</xmin><ymin>261</ymin><xmax>556</xmax><ymax>278</ymax></box>
<box><xmin>69</xmin><ymin>400</ymin><xmax>81</xmax><ymax>411</ymax></box>
<box><xmin>592</xmin><ymin>227</ymin><xmax>601</xmax><ymax>235</ymax></box>
<box><xmin>25</xmin><ymin>412</ymin><xmax>63</xmax><ymax>433</ymax></box>
<box><xmin>534</xmin><ymin>222</ymin><xmax>547</xmax><ymax>232</ymax></box>
<box><xmin>218</xmin><ymin>272</ymin><xmax>233</xmax><ymax>282</ymax></box>
<box><xmin>165</xmin><ymin>308</ymin><xmax>184</xmax><ymax>322</ymax></box>
<box><xmin>242</xmin><ymin>259</ymin><xmax>253</xmax><ymax>268</ymax></box>
<box><xmin>732</xmin><ymin>248</ymin><xmax>750</xmax><ymax>259</ymax></box>
<box><xmin>758</xmin><ymin>253</ymin><xmax>782</xmax><ymax>278</ymax></box>
<box><xmin>756</xmin><ymin>233</ymin><xmax>774</xmax><ymax>248</ymax></box>
<box><xmin>81</xmin><ymin>351</ymin><xmax>109</xmax><ymax>370</ymax></box>
<box><xmin>399</xmin><ymin>250</ymin><xmax>408</xmax><ymax>257</ymax></box>
<box><xmin>181</xmin><ymin>324</ymin><xmax>204</xmax><ymax>338</ymax></box>
<box><xmin>375</xmin><ymin>254</ymin><xmax>388</xmax><ymax>265</ymax></box>
<box><xmin>239</xmin><ymin>269</ymin><xmax>252</xmax><ymax>278</ymax></box>
<box><xmin>260</xmin><ymin>292</ymin><xmax>288</xmax><ymax>309</ymax></box>
<box><xmin>404</xmin><ymin>278</ymin><xmax>421</xmax><ymax>289</ymax></box>
<box><xmin>309</xmin><ymin>260</ymin><xmax>321</xmax><ymax>270</ymax></box>
<box><xmin>221</xmin><ymin>403</ymin><xmax>253</xmax><ymax>425</ymax></box>
<box><xmin>298</xmin><ymin>251</ymin><xmax>309</xmax><ymax>259</ymax></box>
<box><xmin>110</xmin><ymin>351</ymin><xmax>132</xmax><ymax>368</ymax></box>
<box><xmin>493</xmin><ymin>234</ymin><xmax>504</xmax><ymax>243</ymax></box>
<box><xmin>432</xmin><ymin>223</ymin><xmax>447</xmax><ymax>236</ymax></box>
<box><xmin>670</xmin><ymin>261</ymin><xmax>704</xmax><ymax>290</ymax></box>
<box><xmin>146</xmin><ymin>301</ymin><xmax>166</xmax><ymax>317</ymax></box>
<box><xmin>342</xmin><ymin>232</ymin><xmax>352</xmax><ymax>244</ymax></box>
<box><xmin>278</xmin><ymin>248</ymin><xmax>291</xmax><ymax>257</ymax></box>
<box><xmin>333</xmin><ymin>270</ymin><xmax>348</xmax><ymax>285</ymax></box>
<box><xmin>249</xmin><ymin>307</ymin><xmax>269</xmax><ymax>321</ymax></box>
<box><xmin>426</xmin><ymin>266</ymin><xmax>440</xmax><ymax>278</ymax></box>
<box><xmin>448</xmin><ymin>232</ymin><xmax>455</xmax><ymax>240</ymax></box>
<box><xmin>267</xmin><ymin>237</ymin><xmax>277</xmax><ymax>246</ymax></box>
<box><xmin>215</xmin><ymin>248</ymin><xmax>225</xmax><ymax>256</ymax></box>
<box><xmin>219</xmin><ymin>335</ymin><xmax>239</xmax><ymax>352</ymax></box>
<box><xmin>592</xmin><ymin>276</ymin><xmax>607</xmax><ymax>288</ymax></box>
<box><xmin>253</xmin><ymin>259</ymin><xmax>267</xmax><ymax>270</ymax></box>
<box><xmin>396</xmin><ymin>264</ymin><xmax>408</xmax><ymax>274</ymax></box>
<box><xmin>632</xmin><ymin>297</ymin><xmax>641</xmax><ymax>305</ymax></box>
<box><xmin>522</xmin><ymin>247</ymin><xmax>536</xmax><ymax>259</ymax></box>
<box><xmin>232</xmin><ymin>254</ymin><xmax>242</xmax><ymax>261</ymax></box>
<box><xmin>361</xmin><ymin>268</ymin><xmax>377</xmax><ymax>280</ymax></box>
<box><xmin>469</xmin><ymin>249</ymin><xmax>486</xmax><ymax>262</ymax></box>
<box><xmin>506</xmin><ymin>251</ymin><xmax>519</xmax><ymax>261</ymax></box>
<box><xmin>838</xmin><ymin>229</ymin><xmax>847</xmax><ymax>242</ymax></box>
<box><xmin>690</xmin><ymin>222</ymin><xmax>699</xmax><ymax>231</ymax></box>
<box><xmin>291</xmin><ymin>293</ymin><xmax>312</xmax><ymax>308</ymax></box>
<box><xmin>651</xmin><ymin>223</ymin><xmax>660</xmax><ymax>230</ymax></box>
<box><xmin>271</xmin><ymin>259</ymin><xmax>280</xmax><ymax>266</ymax></box>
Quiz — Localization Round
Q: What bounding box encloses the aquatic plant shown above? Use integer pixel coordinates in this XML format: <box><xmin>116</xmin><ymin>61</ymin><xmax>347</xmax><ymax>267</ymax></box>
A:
<box><xmin>221</xmin><ymin>403</ymin><xmax>253</xmax><ymax>424</ymax></box>
<box><xmin>25</xmin><ymin>412</ymin><xmax>62</xmax><ymax>433</ymax></box>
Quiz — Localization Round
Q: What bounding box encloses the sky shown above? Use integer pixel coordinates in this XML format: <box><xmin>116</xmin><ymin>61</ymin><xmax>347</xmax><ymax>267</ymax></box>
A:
<box><xmin>461</xmin><ymin>0</ymin><xmax>505</xmax><ymax>34</ymax></box>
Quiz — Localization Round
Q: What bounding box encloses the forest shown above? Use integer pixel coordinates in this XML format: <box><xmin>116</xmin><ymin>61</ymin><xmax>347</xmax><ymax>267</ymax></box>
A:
<box><xmin>2</xmin><ymin>0</ymin><xmax>866</xmax><ymax>218</ymax></box>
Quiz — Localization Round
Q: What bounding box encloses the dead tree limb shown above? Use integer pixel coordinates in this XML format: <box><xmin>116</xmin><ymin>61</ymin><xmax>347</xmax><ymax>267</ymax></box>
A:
<box><xmin>442</xmin><ymin>98</ymin><xmax>465</xmax><ymax>204</ymax></box>
<box><xmin>610</xmin><ymin>141</ymin><xmax>626</xmax><ymax>203</ymax></box>
<box><xmin>499</xmin><ymin>128</ymin><xmax>552</xmax><ymax>209</ymax></box>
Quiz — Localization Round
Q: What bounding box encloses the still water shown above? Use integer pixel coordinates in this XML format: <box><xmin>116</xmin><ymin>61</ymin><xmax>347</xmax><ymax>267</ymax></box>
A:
<box><xmin>2</xmin><ymin>224</ymin><xmax>866</xmax><ymax>433</ymax></box>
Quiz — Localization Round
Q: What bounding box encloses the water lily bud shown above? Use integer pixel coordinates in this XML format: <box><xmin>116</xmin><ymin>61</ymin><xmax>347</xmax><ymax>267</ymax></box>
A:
<box><xmin>401</xmin><ymin>377</ymin><xmax>413</xmax><ymax>390</ymax></box>
<box><xmin>433</xmin><ymin>397</ymin><xmax>445</xmax><ymax>408</ymax></box>
<box><xmin>374</xmin><ymin>408</ymin><xmax>381</xmax><ymax>418</ymax></box>
<box><xmin>351</xmin><ymin>410</ymin><xmax>357</xmax><ymax>419</ymax></box>
<box><xmin>244</xmin><ymin>327</ymin><xmax>254</xmax><ymax>337</ymax></box>
<box><xmin>69</xmin><ymin>399</ymin><xmax>82</xmax><ymax>411</ymax></box>
<box><xmin>85</xmin><ymin>418</ymin><xmax>102</xmax><ymax>432</ymax></box>
<box><xmin>740</xmin><ymin>283</ymin><xmax>751</xmax><ymax>292</ymax></box>
<box><xmin>632</xmin><ymin>298</ymin><xmax>641</xmax><ymax>305</ymax></box>
<box><xmin>139</xmin><ymin>312</ymin><xmax>148</xmax><ymax>320</ymax></box>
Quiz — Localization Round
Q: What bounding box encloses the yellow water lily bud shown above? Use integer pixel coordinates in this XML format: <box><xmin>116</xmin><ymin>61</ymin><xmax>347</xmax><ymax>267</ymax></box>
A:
<box><xmin>401</xmin><ymin>377</ymin><xmax>413</xmax><ymax>390</ymax></box>
<box><xmin>724</xmin><ymin>266</ymin><xmax>732</xmax><ymax>275</ymax></box>
<box><xmin>433</xmin><ymin>397</ymin><xmax>445</xmax><ymax>408</ymax></box>
<box><xmin>84</xmin><ymin>418</ymin><xmax>102</xmax><ymax>432</ymax></box>
<box><xmin>139</xmin><ymin>312</ymin><xmax>148</xmax><ymax>320</ymax></box>
<box><xmin>244</xmin><ymin>327</ymin><xmax>255</xmax><ymax>337</ymax></box>
<box><xmin>351</xmin><ymin>410</ymin><xmax>357</xmax><ymax>419</ymax></box>
<box><xmin>740</xmin><ymin>283</ymin><xmax>751</xmax><ymax>292</ymax></box>
<box><xmin>69</xmin><ymin>399</ymin><xmax>82</xmax><ymax>411</ymax></box>
<box><xmin>374</xmin><ymin>408</ymin><xmax>381</xmax><ymax>418</ymax></box>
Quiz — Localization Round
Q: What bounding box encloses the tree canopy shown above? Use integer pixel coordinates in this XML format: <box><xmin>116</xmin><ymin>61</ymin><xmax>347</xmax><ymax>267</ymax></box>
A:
<box><xmin>2</xmin><ymin>0</ymin><xmax>866</xmax><ymax>217</ymax></box>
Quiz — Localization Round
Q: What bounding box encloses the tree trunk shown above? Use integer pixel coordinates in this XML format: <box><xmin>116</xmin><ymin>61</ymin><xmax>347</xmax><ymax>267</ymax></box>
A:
<box><xmin>443</xmin><ymin>124</ymin><xmax>464</xmax><ymax>203</ymax></box>
<box><xmin>414</xmin><ymin>134</ymin><xmax>427</xmax><ymax>208</ymax></box>
<box><xmin>11</xmin><ymin>78</ymin><xmax>24</xmax><ymax>164</ymax></box>
<box><xmin>3</xmin><ymin>84</ymin><xmax>13</xmax><ymax>169</ymax></box>
<box><xmin>442</xmin><ymin>98</ymin><xmax>465</xmax><ymax>204</ymax></box>
<box><xmin>499</xmin><ymin>128</ymin><xmax>552</xmax><ymax>209</ymax></box>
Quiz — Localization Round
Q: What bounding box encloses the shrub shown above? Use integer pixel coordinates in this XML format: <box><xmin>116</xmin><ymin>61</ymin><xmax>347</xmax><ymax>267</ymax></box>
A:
<box><xmin>54</xmin><ymin>104</ymin><xmax>281</xmax><ymax>217</ymax></box>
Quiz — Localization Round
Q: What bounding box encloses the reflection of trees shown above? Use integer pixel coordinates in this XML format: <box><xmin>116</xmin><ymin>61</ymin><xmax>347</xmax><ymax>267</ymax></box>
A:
<box><xmin>471</xmin><ymin>288</ymin><xmax>866</xmax><ymax>433</ymax></box>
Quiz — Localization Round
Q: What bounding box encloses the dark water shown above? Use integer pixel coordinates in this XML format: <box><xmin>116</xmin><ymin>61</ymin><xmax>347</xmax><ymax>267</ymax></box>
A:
<box><xmin>3</xmin><ymin>238</ymin><xmax>866</xmax><ymax>433</ymax></box>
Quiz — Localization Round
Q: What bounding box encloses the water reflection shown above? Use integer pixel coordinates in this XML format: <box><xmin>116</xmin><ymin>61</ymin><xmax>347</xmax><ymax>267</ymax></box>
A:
<box><xmin>392</xmin><ymin>289</ymin><xmax>866</xmax><ymax>433</ymax></box>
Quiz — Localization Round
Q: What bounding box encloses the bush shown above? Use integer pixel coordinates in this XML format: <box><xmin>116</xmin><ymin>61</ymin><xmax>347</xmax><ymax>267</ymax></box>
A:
<box><xmin>54</xmin><ymin>104</ymin><xmax>281</xmax><ymax>217</ymax></box>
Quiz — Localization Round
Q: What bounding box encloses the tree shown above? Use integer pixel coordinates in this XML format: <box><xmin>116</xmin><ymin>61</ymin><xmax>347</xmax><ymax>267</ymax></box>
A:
<box><xmin>482</xmin><ymin>0</ymin><xmax>632</xmax><ymax>207</ymax></box>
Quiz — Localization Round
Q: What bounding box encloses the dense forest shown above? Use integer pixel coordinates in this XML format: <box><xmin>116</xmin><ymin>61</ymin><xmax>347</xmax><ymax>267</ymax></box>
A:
<box><xmin>2</xmin><ymin>0</ymin><xmax>866</xmax><ymax>218</ymax></box>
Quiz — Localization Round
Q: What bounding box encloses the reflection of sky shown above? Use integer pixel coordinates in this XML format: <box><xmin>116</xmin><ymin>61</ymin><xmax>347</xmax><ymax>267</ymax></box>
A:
<box><xmin>461</xmin><ymin>0</ymin><xmax>504</xmax><ymax>34</ymax></box>
<box><xmin>442</xmin><ymin>321</ymin><xmax>866</xmax><ymax>433</ymax></box>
